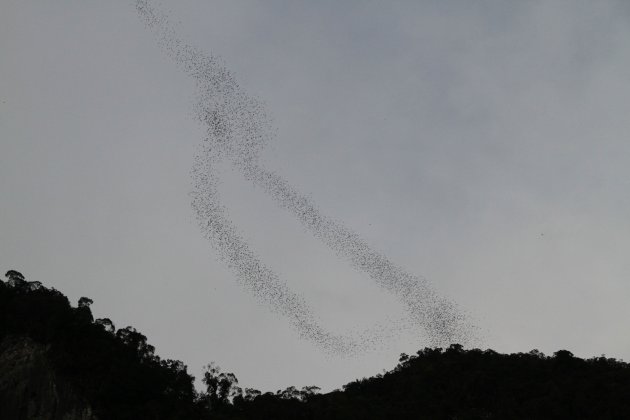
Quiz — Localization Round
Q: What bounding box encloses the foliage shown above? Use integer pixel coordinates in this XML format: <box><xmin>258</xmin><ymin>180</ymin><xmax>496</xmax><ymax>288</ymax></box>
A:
<box><xmin>0</xmin><ymin>270</ymin><xmax>202</xmax><ymax>419</ymax></box>
<box><xmin>212</xmin><ymin>344</ymin><xmax>630</xmax><ymax>419</ymax></box>
<box><xmin>3</xmin><ymin>269</ymin><xmax>630</xmax><ymax>419</ymax></box>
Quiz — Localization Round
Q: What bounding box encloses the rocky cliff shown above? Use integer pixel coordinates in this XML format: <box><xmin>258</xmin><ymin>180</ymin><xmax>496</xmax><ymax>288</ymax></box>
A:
<box><xmin>0</xmin><ymin>336</ymin><xmax>97</xmax><ymax>420</ymax></box>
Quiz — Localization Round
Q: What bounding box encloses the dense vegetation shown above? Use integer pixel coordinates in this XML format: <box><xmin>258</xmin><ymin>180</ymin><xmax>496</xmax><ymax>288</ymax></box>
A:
<box><xmin>2</xmin><ymin>270</ymin><xmax>630</xmax><ymax>419</ymax></box>
<box><xmin>0</xmin><ymin>270</ymin><xmax>202</xmax><ymax>419</ymax></box>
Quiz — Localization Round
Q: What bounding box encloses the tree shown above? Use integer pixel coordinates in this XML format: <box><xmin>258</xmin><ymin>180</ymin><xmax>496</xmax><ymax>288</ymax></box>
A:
<box><xmin>78</xmin><ymin>297</ymin><xmax>93</xmax><ymax>308</ymax></box>
<box><xmin>5</xmin><ymin>270</ymin><xmax>24</xmax><ymax>282</ymax></box>
<box><xmin>242</xmin><ymin>388</ymin><xmax>261</xmax><ymax>402</ymax></box>
<box><xmin>75</xmin><ymin>297</ymin><xmax>95</xmax><ymax>324</ymax></box>
<box><xmin>95</xmin><ymin>318</ymin><xmax>115</xmax><ymax>334</ymax></box>
<box><xmin>5</xmin><ymin>269</ymin><xmax>26</xmax><ymax>289</ymax></box>
<box><xmin>27</xmin><ymin>281</ymin><xmax>43</xmax><ymax>291</ymax></box>
<box><xmin>278</xmin><ymin>386</ymin><xmax>300</xmax><ymax>400</ymax></box>
<box><xmin>201</xmin><ymin>362</ymin><xmax>240</xmax><ymax>410</ymax></box>
<box><xmin>116</xmin><ymin>326</ymin><xmax>155</xmax><ymax>361</ymax></box>
<box><xmin>300</xmin><ymin>385</ymin><xmax>321</xmax><ymax>401</ymax></box>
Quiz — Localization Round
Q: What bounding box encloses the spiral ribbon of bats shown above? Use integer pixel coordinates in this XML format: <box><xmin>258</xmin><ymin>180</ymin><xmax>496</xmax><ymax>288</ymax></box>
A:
<box><xmin>136</xmin><ymin>0</ymin><xmax>478</xmax><ymax>355</ymax></box>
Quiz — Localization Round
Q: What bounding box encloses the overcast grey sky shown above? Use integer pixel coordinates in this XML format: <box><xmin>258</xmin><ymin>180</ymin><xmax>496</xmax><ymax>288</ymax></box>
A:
<box><xmin>2</xmin><ymin>0</ymin><xmax>630</xmax><ymax>392</ymax></box>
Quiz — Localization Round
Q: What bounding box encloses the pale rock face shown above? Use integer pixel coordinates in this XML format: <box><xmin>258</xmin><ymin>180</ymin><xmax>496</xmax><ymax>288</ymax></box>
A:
<box><xmin>0</xmin><ymin>336</ymin><xmax>98</xmax><ymax>420</ymax></box>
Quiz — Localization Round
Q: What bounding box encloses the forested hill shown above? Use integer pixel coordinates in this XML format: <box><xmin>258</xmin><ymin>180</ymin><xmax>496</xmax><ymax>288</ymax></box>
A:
<box><xmin>2</xmin><ymin>270</ymin><xmax>630</xmax><ymax>419</ymax></box>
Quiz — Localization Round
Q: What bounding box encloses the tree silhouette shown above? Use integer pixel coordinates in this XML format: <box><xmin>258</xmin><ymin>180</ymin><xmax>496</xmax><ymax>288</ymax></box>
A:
<box><xmin>200</xmin><ymin>362</ymin><xmax>240</xmax><ymax>411</ymax></box>
<box><xmin>78</xmin><ymin>297</ymin><xmax>93</xmax><ymax>308</ymax></box>
<box><xmin>5</xmin><ymin>269</ymin><xmax>26</xmax><ymax>288</ymax></box>
<box><xmin>0</xmin><ymin>270</ymin><xmax>200</xmax><ymax>419</ymax></box>
<box><xmin>5</xmin><ymin>269</ymin><xmax>24</xmax><ymax>282</ymax></box>
<box><xmin>116</xmin><ymin>326</ymin><xmax>155</xmax><ymax>361</ymax></box>
<box><xmin>95</xmin><ymin>317</ymin><xmax>115</xmax><ymax>333</ymax></box>
<box><xmin>3</xmin><ymin>269</ymin><xmax>630</xmax><ymax>419</ymax></box>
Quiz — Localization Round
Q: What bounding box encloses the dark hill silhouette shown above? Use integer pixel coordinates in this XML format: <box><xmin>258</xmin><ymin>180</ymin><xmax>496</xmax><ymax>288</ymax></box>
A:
<box><xmin>2</xmin><ymin>269</ymin><xmax>630</xmax><ymax>419</ymax></box>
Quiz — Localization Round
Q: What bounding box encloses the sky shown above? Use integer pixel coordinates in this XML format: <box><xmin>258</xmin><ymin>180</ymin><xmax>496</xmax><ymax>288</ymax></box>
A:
<box><xmin>2</xmin><ymin>0</ymin><xmax>630</xmax><ymax>392</ymax></box>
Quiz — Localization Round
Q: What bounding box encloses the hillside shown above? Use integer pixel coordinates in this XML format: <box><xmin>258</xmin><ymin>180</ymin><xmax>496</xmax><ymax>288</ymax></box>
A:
<box><xmin>2</xmin><ymin>270</ymin><xmax>630</xmax><ymax>419</ymax></box>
